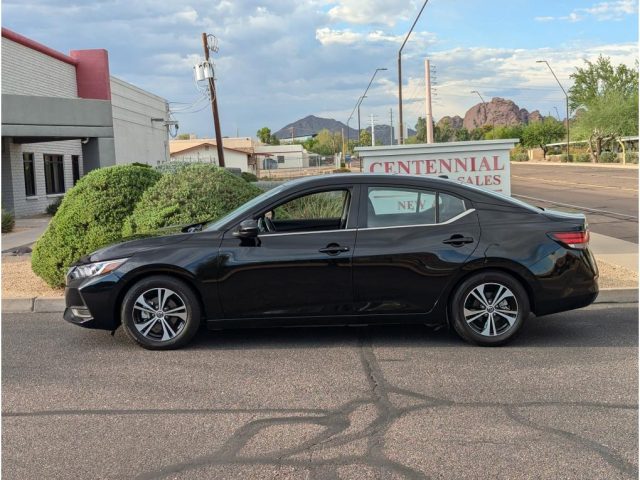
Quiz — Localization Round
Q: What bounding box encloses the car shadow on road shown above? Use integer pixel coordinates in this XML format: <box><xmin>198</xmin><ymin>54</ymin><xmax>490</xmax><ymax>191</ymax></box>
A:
<box><xmin>185</xmin><ymin>305</ymin><xmax>638</xmax><ymax>351</ymax></box>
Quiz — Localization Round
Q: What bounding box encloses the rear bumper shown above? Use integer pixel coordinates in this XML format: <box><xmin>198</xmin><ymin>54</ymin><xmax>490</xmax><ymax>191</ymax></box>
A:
<box><xmin>532</xmin><ymin>247</ymin><xmax>599</xmax><ymax>316</ymax></box>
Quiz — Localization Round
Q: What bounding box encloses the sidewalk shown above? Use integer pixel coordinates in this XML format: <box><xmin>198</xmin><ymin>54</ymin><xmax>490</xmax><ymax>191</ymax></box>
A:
<box><xmin>1</xmin><ymin>215</ymin><xmax>50</xmax><ymax>252</ymax></box>
<box><xmin>590</xmin><ymin>233</ymin><xmax>638</xmax><ymax>272</ymax></box>
<box><xmin>517</xmin><ymin>161</ymin><xmax>638</xmax><ymax>169</ymax></box>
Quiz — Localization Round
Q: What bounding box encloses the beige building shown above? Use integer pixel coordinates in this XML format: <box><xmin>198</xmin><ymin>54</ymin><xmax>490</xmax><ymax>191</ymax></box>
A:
<box><xmin>169</xmin><ymin>139</ymin><xmax>252</xmax><ymax>172</ymax></box>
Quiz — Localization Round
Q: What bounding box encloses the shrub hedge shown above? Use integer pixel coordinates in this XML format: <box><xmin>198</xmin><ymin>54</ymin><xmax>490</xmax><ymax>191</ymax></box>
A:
<box><xmin>123</xmin><ymin>164</ymin><xmax>262</xmax><ymax>236</ymax></box>
<box><xmin>31</xmin><ymin>165</ymin><xmax>162</xmax><ymax>287</ymax></box>
<box><xmin>2</xmin><ymin>209</ymin><xmax>15</xmax><ymax>233</ymax></box>
<box><xmin>241</xmin><ymin>171</ymin><xmax>258</xmax><ymax>182</ymax></box>
<box><xmin>46</xmin><ymin>196</ymin><xmax>63</xmax><ymax>215</ymax></box>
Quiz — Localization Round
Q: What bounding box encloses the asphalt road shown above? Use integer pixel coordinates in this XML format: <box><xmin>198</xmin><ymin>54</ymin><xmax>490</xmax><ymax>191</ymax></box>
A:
<box><xmin>3</xmin><ymin>298</ymin><xmax>638</xmax><ymax>479</ymax></box>
<box><xmin>511</xmin><ymin>163</ymin><xmax>638</xmax><ymax>243</ymax></box>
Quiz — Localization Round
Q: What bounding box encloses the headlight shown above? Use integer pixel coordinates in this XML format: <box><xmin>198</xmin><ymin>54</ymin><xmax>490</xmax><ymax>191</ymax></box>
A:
<box><xmin>67</xmin><ymin>258</ymin><xmax>128</xmax><ymax>282</ymax></box>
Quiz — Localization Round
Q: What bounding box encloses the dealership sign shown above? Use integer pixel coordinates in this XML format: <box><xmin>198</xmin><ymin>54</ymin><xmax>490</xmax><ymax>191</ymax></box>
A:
<box><xmin>355</xmin><ymin>139</ymin><xmax>519</xmax><ymax>196</ymax></box>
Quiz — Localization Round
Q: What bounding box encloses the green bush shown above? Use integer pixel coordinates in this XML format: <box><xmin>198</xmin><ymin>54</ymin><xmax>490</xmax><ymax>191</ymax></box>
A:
<box><xmin>241</xmin><ymin>171</ymin><xmax>258</xmax><ymax>182</ymax></box>
<box><xmin>599</xmin><ymin>152</ymin><xmax>618</xmax><ymax>163</ymax></box>
<box><xmin>2</xmin><ymin>209</ymin><xmax>15</xmax><ymax>233</ymax></box>
<box><xmin>560</xmin><ymin>154</ymin><xmax>574</xmax><ymax>162</ymax></box>
<box><xmin>332</xmin><ymin>167</ymin><xmax>353</xmax><ymax>173</ymax></box>
<box><xmin>575</xmin><ymin>153</ymin><xmax>591</xmax><ymax>162</ymax></box>
<box><xmin>626</xmin><ymin>152</ymin><xmax>638</xmax><ymax>164</ymax></box>
<box><xmin>509</xmin><ymin>146</ymin><xmax>528</xmax><ymax>162</ymax></box>
<box><xmin>155</xmin><ymin>161</ymin><xmax>204</xmax><ymax>175</ymax></box>
<box><xmin>31</xmin><ymin>165</ymin><xmax>162</xmax><ymax>287</ymax></box>
<box><xmin>45</xmin><ymin>196</ymin><xmax>63</xmax><ymax>215</ymax></box>
<box><xmin>123</xmin><ymin>164</ymin><xmax>262</xmax><ymax>236</ymax></box>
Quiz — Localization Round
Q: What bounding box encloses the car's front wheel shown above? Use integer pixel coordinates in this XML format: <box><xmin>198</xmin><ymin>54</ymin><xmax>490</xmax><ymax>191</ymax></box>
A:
<box><xmin>121</xmin><ymin>275</ymin><xmax>201</xmax><ymax>350</ymax></box>
<box><xmin>451</xmin><ymin>271</ymin><xmax>529</xmax><ymax>346</ymax></box>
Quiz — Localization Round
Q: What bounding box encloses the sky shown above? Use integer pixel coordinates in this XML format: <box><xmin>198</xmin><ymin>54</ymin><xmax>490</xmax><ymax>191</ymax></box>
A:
<box><xmin>2</xmin><ymin>0</ymin><xmax>638</xmax><ymax>139</ymax></box>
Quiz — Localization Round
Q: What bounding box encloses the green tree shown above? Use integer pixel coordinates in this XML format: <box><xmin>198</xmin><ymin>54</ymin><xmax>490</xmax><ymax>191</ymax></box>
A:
<box><xmin>434</xmin><ymin>119</ymin><xmax>455</xmax><ymax>143</ymax></box>
<box><xmin>521</xmin><ymin>117</ymin><xmax>565</xmax><ymax>159</ymax></box>
<box><xmin>485</xmin><ymin>124</ymin><xmax>524</xmax><ymax>143</ymax></box>
<box><xmin>568</xmin><ymin>57</ymin><xmax>639</xmax><ymax>162</ymax></box>
<box><xmin>573</xmin><ymin>89</ymin><xmax>639</xmax><ymax>162</ymax></box>
<box><xmin>257</xmin><ymin>127</ymin><xmax>280</xmax><ymax>145</ymax></box>
<box><xmin>569</xmin><ymin>55</ymin><xmax>639</xmax><ymax>111</ymax></box>
<box><xmin>359</xmin><ymin>129</ymin><xmax>372</xmax><ymax>147</ymax></box>
<box><xmin>415</xmin><ymin>117</ymin><xmax>427</xmax><ymax>142</ymax></box>
<box><xmin>310</xmin><ymin>129</ymin><xmax>342</xmax><ymax>155</ymax></box>
<box><xmin>456</xmin><ymin>128</ymin><xmax>470</xmax><ymax>141</ymax></box>
<box><xmin>177</xmin><ymin>133</ymin><xmax>191</xmax><ymax>140</ymax></box>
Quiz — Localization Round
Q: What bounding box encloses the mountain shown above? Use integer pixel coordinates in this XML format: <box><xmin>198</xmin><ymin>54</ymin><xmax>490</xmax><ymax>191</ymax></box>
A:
<box><xmin>274</xmin><ymin>115</ymin><xmax>358</xmax><ymax>140</ymax></box>
<box><xmin>462</xmin><ymin>97</ymin><xmax>545</xmax><ymax>130</ymax></box>
<box><xmin>274</xmin><ymin>114</ymin><xmax>415</xmax><ymax>145</ymax></box>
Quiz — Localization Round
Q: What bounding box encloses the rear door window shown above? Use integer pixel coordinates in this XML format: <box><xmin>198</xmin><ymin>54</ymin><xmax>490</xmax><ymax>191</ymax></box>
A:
<box><xmin>366</xmin><ymin>187</ymin><xmax>467</xmax><ymax>228</ymax></box>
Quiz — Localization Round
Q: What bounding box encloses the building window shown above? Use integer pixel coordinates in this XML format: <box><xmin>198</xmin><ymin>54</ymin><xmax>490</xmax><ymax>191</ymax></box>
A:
<box><xmin>23</xmin><ymin>152</ymin><xmax>36</xmax><ymax>197</ymax></box>
<box><xmin>277</xmin><ymin>155</ymin><xmax>285</xmax><ymax>164</ymax></box>
<box><xmin>44</xmin><ymin>154</ymin><xmax>65</xmax><ymax>194</ymax></box>
<box><xmin>72</xmin><ymin>155</ymin><xmax>80</xmax><ymax>185</ymax></box>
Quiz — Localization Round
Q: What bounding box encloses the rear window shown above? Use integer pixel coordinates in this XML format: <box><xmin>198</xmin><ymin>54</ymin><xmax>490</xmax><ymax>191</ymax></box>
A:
<box><xmin>461</xmin><ymin>183</ymin><xmax>540</xmax><ymax>213</ymax></box>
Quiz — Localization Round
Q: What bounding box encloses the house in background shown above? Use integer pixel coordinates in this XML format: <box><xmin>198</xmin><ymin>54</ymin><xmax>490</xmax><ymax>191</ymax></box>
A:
<box><xmin>1</xmin><ymin>28</ymin><xmax>171</xmax><ymax>217</ymax></box>
<box><xmin>253</xmin><ymin>144</ymin><xmax>310</xmax><ymax>170</ymax></box>
<box><xmin>169</xmin><ymin>139</ymin><xmax>251</xmax><ymax>171</ymax></box>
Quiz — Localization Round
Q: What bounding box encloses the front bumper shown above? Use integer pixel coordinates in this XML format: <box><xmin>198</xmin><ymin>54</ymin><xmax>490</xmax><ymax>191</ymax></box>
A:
<box><xmin>64</xmin><ymin>272</ymin><xmax>123</xmax><ymax>331</ymax></box>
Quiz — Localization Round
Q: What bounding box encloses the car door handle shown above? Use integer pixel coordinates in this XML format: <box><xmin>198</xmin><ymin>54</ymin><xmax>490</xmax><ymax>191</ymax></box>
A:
<box><xmin>443</xmin><ymin>235</ymin><xmax>474</xmax><ymax>246</ymax></box>
<box><xmin>319</xmin><ymin>245</ymin><xmax>350</xmax><ymax>255</ymax></box>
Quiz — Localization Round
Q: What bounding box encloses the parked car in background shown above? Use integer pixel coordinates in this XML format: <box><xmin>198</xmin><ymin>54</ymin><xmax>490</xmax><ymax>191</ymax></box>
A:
<box><xmin>64</xmin><ymin>174</ymin><xmax>598</xmax><ymax>349</ymax></box>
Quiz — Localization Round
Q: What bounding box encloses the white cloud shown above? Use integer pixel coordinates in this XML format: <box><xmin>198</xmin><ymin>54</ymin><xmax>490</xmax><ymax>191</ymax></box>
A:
<box><xmin>535</xmin><ymin>0</ymin><xmax>637</xmax><ymax>22</ymax></box>
<box><xmin>316</xmin><ymin>27</ymin><xmax>436</xmax><ymax>48</ymax></box>
<box><xmin>326</xmin><ymin>0</ymin><xmax>416</xmax><ymax>26</ymax></box>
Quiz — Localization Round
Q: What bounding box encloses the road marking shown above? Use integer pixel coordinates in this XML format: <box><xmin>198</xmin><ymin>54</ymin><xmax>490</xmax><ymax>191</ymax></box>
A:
<box><xmin>512</xmin><ymin>175</ymin><xmax>638</xmax><ymax>193</ymax></box>
<box><xmin>512</xmin><ymin>194</ymin><xmax>639</xmax><ymax>221</ymax></box>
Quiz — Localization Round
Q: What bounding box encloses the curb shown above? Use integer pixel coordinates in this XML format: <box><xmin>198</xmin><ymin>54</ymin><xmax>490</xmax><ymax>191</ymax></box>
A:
<box><xmin>593</xmin><ymin>288</ymin><xmax>638</xmax><ymax>304</ymax></box>
<box><xmin>514</xmin><ymin>161</ymin><xmax>638</xmax><ymax>169</ymax></box>
<box><xmin>2</xmin><ymin>297</ymin><xmax>64</xmax><ymax>313</ymax></box>
<box><xmin>2</xmin><ymin>289</ymin><xmax>637</xmax><ymax>314</ymax></box>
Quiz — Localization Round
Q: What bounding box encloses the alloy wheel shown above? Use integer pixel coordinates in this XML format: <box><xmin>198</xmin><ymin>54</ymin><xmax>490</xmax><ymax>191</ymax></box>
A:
<box><xmin>132</xmin><ymin>288</ymin><xmax>187</xmax><ymax>342</ymax></box>
<box><xmin>463</xmin><ymin>282</ymin><xmax>519</xmax><ymax>337</ymax></box>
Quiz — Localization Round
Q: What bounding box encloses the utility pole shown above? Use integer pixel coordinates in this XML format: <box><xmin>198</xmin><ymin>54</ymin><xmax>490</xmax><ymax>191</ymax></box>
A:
<box><xmin>202</xmin><ymin>33</ymin><xmax>225</xmax><ymax>167</ymax></box>
<box><xmin>370</xmin><ymin>114</ymin><xmax>376</xmax><ymax>146</ymax></box>
<box><xmin>389</xmin><ymin>108</ymin><xmax>394</xmax><ymax>145</ymax></box>
<box><xmin>289</xmin><ymin>127</ymin><xmax>295</xmax><ymax>143</ymax></box>
<box><xmin>424</xmin><ymin>59</ymin><xmax>434</xmax><ymax>143</ymax></box>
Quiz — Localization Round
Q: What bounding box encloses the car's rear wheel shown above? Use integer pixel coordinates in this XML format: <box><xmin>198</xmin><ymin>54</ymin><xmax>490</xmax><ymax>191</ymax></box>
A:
<box><xmin>451</xmin><ymin>271</ymin><xmax>529</xmax><ymax>346</ymax></box>
<box><xmin>121</xmin><ymin>275</ymin><xmax>201</xmax><ymax>350</ymax></box>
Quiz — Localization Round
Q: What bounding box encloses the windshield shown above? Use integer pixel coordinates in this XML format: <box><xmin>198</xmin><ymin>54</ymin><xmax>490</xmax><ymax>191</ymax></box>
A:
<box><xmin>204</xmin><ymin>184</ymin><xmax>287</xmax><ymax>231</ymax></box>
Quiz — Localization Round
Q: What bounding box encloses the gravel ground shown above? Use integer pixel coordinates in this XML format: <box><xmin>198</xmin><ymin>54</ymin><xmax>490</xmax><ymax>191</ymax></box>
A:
<box><xmin>1</xmin><ymin>254</ymin><xmax>635</xmax><ymax>300</ymax></box>
<box><xmin>1</xmin><ymin>255</ymin><xmax>63</xmax><ymax>298</ymax></box>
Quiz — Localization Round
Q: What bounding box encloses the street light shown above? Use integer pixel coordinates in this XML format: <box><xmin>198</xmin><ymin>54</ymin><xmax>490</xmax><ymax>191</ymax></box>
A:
<box><xmin>537</xmin><ymin>60</ymin><xmax>570</xmax><ymax>160</ymax></box>
<box><xmin>398</xmin><ymin>0</ymin><xmax>430</xmax><ymax>145</ymax></box>
<box><xmin>470</xmin><ymin>90</ymin><xmax>493</xmax><ymax>129</ymax></box>
<box><xmin>356</xmin><ymin>68</ymin><xmax>387</xmax><ymax>144</ymax></box>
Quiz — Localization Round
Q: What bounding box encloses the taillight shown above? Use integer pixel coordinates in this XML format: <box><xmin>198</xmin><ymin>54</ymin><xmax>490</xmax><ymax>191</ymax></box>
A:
<box><xmin>548</xmin><ymin>231</ymin><xmax>590</xmax><ymax>249</ymax></box>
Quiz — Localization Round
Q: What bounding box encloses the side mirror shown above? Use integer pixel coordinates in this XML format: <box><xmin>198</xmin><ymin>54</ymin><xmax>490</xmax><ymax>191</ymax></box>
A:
<box><xmin>234</xmin><ymin>219</ymin><xmax>259</xmax><ymax>238</ymax></box>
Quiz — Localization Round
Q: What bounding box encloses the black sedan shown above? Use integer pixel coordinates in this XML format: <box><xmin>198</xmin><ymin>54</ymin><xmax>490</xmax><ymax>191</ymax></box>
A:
<box><xmin>65</xmin><ymin>174</ymin><xmax>598</xmax><ymax>349</ymax></box>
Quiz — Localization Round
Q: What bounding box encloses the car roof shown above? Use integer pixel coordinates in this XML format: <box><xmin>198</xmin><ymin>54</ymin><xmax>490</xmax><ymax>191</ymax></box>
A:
<box><xmin>278</xmin><ymin>173</ymin><xmax>481</xmax><ymax>197</ymax></box>
<box><xmin>275</xmin><ymin>173</ymin><xmax>532</xmax><ymax>210</ymax></box>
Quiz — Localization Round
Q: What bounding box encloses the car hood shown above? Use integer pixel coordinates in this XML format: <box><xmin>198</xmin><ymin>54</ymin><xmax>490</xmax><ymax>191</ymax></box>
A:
<box><xmin>78</xmin><ymin>232</ymin><xmax>195</xmax><ymax>264</ymax></box>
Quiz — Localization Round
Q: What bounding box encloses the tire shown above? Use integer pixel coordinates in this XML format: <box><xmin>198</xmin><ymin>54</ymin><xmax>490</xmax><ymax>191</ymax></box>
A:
<box><xmin>120</xmin><ymin>275</ymin><xmax>201</xmax><ymax>350</ymax></box>
<box><xmin>450</xmin><ymin>271</ymin><xmax>529</xmax><ymax>346</ymax></box>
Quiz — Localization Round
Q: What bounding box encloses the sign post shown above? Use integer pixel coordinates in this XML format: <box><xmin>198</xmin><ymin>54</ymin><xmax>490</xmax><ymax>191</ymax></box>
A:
<box><xmin>355</xmin><ymin>139</ymin><xmax>518</xmax><ymax>195</ymax></box>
